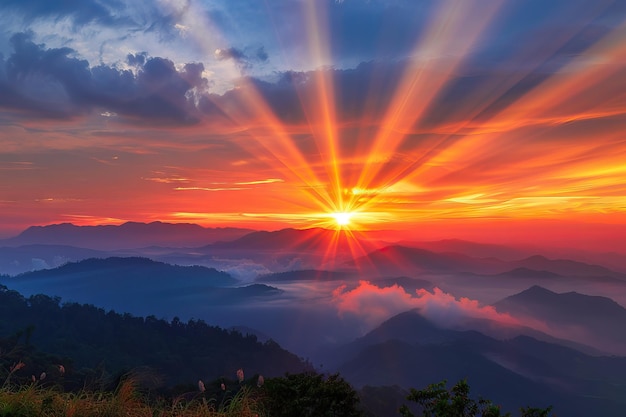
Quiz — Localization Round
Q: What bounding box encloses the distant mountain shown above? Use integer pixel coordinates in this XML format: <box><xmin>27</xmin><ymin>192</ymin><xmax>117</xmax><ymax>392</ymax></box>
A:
<box><xmin>332</xmin><ymin>309</ymin><xmax>626</xmax><ymax>417</ymax></box>
<box><xmin>0</xmin><ymin>244</ymin><xmax>108</xmax><ymax>275</ymax></box>
<box><xmin>348</xmin><ymin>245</ymin><xmax>508</xmax><ymax>276</ymax></box>
<box><xmin>511</xmin><ymin>255</ymin><xmax>624</xmax><ymax>279</ymax></box>
<box><xmin>494</xmin><ymin>285</ymin><xmax>626</xmax><ymax>355</ymax></box>
<box><xmin>256</xmin><ymin>269</ymin><xmax>355</xmax><ymax>283</ymax></box>
<box><xmin>0</xmin><ymin>257</ymin><xmax>284</xmax><ymax>318</ymax></box>
<box><xmin>399</xmin><ymin>239</ymin><xmax>534</xmax><ymax>261</ymax></box>
<box><xmin>207</xmin><ymin>227</ymin><xmax>384</xmax><ymax>256</ymax></box>
<box><xmin>1</xmin><ymin>222</ymin><xmax>255</xmax><ymax>250</ymax></box>
<box><xmin>351</xmin><ymin>245</ymin><xmax>626</xmax><ymax>279</ymax></box>
<box><xmin>491</xmin><ymin>267</ymin><xmax>563</xmax><ymax>280</ymax></box>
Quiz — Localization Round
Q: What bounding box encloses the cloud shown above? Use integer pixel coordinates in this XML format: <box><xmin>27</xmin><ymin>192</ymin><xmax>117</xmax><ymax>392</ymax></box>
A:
<box><xmin>214</xmin><ymin>46</ymin><xmax>269</xmax><ymax>69</ymax></box>
<box><xmin>0</xmin><ymin>32</ymin><xmax>216</xmax><ymax>124</ymax></box>
<box><xmin>127</xmin><ymin>52</ymin><xmax>148</xmax><ymax>67</ymax></box>
<box><xmin>215</xmin><ymin>47</ymin><xmax>247</xmax><ymax>62</ymax></box>
<box><xmin>332</xmin><ymin>281</ymin><xmax>523</xmax><ymax>329</ymax></box>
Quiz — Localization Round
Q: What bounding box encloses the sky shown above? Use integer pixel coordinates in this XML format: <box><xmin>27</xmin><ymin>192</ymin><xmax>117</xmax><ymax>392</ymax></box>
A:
<box><xmin>1</xmin><ymin>0</ymin><xmax>626</xmax><ymax>250</ymax></box>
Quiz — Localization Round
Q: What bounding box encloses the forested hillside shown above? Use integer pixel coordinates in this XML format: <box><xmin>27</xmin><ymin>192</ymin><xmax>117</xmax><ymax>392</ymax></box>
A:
<box><xmin>0</xmin><ymin>284</ymin><xmax>311</xmax><ymax>389</ymax></box>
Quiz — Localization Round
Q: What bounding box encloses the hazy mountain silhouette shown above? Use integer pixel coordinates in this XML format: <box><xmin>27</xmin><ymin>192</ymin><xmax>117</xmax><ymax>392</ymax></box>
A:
<box><xmin>0</xmin><ymin>257</ymin><xmax>285</xmax><ymax>318</ymax></box>
<box><xmin>510</xmin><ymin>255</ymin><xmax>624</xmax><ymax>279</ymax></box>
<box><xmin>491</xmin><ymin>267</ymin><xmax>563</xmax><ymax>280</ymax></box>
<box><xmin>399</xmin><ymin>238</ymin><xmax>626</xmax><ymax>273</ymax></box>
<box><xmin>351</xmin><ymin>245</ymin><xmax>626</xmax><ymax>279</ymax></box>
<box><xmin>347</xmin><ymin>245</ymin><xmax>505</xmax><ymax>276</ymax></box>
<box><xmin>399</xmin><ymin>238</ymin><xmax>534</xmax><ymax>261</ymax></box>
<box><xmin>494</xmin><ymin>285</ymin><xmax>626</xmax><ymax>355</ymax></box>
<box><xmin>256</xmin><ymin>269</ymin><xmax>355</xmax><ymax>282</ymax></box>
<box><xmin>333</xmin><ymin>309</ymin><xmax>626</xmax><ymax>417</ymax></box>
<box><xmin>206</xmin><ymin>227</ymin><xmax>383</xmax><ymax>255</ymax></box>
<box><xmin>1</xmin><ymin>222</ymin><xmax>254</xmax><ymax>250</ymax></box>
<box><xmin>0</xmin><ymin>244</ymin><xmax>108</xmax><ymax>275</ymax></box>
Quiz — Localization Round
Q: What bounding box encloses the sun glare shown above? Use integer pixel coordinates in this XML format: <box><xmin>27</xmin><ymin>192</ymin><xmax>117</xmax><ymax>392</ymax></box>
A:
<box><xmin>332</xmin><ymin>212</ymin><xmax>353</xmax><ymax>227</ymax></box>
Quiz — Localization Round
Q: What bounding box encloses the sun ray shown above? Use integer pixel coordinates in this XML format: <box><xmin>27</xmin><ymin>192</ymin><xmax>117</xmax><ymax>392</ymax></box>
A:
<box><xmin>147</xmin><ymin>1</ymin><xmax>626</xmax><ymax>238</ymax></box>
<box><xmin>351</xmin><ymin>0</ymin><xmax>503</xmax><ymax>203</ymax></box>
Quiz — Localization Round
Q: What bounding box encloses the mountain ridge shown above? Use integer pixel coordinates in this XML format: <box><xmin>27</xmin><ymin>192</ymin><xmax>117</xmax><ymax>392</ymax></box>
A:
<box><xmin>1</xmin><ymin>221</ymin><xmax>256</xmax><ymax>250</ymax></box>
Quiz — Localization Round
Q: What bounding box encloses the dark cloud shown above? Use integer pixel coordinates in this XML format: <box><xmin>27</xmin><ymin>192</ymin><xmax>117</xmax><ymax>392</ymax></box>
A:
<box><xmin>214</xmin><ymin>45</ymin><xmax>269</xmax><ymax>69</ymax></box>
<box><xmin>0</xmin><ymin>32</ymin><xmax>214</xmax><ymax>124</ymax></box>
<box><xmin>215</xmin><ymin>47</ymin><xmax>247</xmax><ymax>62</ymax></box>
<box><xmin>127</xmin><ymin>52</ymin><xmax>147</xmax><ymax>67</ymax></box>
<box><xmin>0</xmin><ymin>6</ymin><xmax>621</xmax><ymax>130</ymax></box>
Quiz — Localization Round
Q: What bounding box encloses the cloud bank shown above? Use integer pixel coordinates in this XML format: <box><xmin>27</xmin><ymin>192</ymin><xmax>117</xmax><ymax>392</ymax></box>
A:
<box><xmin>332</xmin><ymin>281</ymin><xmax>526</xmax><ymax>329</ymax></box>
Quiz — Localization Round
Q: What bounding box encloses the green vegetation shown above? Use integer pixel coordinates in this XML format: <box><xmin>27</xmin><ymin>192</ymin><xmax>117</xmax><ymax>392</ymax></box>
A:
<box><xmin>0</xmin><ymin>284</ymin><xmax>556</xmax><ymax>416</ymax></box>
<box><xmin>400</xmin><ymin>379</ymin><xmax>553</xmax><ymax>417</ymax></box>
<box><xmin>0</xmin><ymin>368</ymin><xmax>365</xmax><ymax>417</ymax></box>
<box><xmin>0</xmin><ymin>377</ymin><xmax>263</xmax><ymax>417</ymax></box>
<box><xmin>0</xmin><ymin>284</ymin><xmax>310</xmax><ymax>388</ymax></box>
<box><xmin>262</xmin><ymin>372</ymin><xmax>363</xmax><ymax>417</ymax></box>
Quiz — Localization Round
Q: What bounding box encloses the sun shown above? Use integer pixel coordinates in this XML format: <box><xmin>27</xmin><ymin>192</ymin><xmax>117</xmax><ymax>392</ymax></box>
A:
<box><xmin>331</xmin><ymin>211</ymin><xmax>353</xmax><ymax>227</ymax></box>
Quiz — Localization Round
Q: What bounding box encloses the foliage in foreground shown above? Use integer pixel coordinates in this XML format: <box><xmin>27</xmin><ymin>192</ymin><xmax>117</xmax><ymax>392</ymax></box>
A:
<box><xmin>0</xmin><ymin>284</ymin><xmax>311</xmax><ymax>388</ymax></box>
<box><xmin>399</xmin><ymin>379</ymin><xmax>553</xmax><ymax>417</ymax></box>
<box><xmin>263</xmin><ymin>371</ymin><xmax>363</xmax><ymax>417</ymax></box>
<box><xmin>0</xmin><ymin>377</ymin><xmax>263</xmax><ymax>417</ymax></box>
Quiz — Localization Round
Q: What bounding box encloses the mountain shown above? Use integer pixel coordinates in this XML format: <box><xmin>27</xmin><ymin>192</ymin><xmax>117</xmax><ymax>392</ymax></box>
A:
<box><xmin>494</xmin><ymin>285</ymin><xmax>626</xmax><ymax>355</ymax></box>
<box><xmin>0</xmin><ymin>257</ymin><xmax>284</xmax><ymax>318</ymax></box>
<box><xmin>0</xmin><ymin>285</ymin><xmax>311</xmax><ymax>387</ymax></box>
<box><xmin>1</xmin><ymin>222</ymin><xmax>255</xmax><ymax>250</ymax></box>
<box><xmin>348</xmin><ymin>245</ymin><xmax>508</xmax><ymax>276</ymax></box>
<box><xmin>206</xmin><ymin>227</ymin><xmax>383</xmax><ymax>257</ymax></box>
<box><xmin>511</xmin><ymin>255</ymin><xmax>624</xmax><ymax>279</ymax></box>
<box><xmin>332</xmin><ymin>309</ymin><xmax>626</xmax><ymax>417</ymax></box>
<box><xmin>399</xmin><ymin>239</ymin><xmax>534</xmax><ymax>261</ymax></box>
<box><xmin>256</xmin><ymin>269</ymin><xmax>355</xmax><ymax>283</ymax></box>
<box><xmin>0</xmin><ymin>244</ymin><xmax>108</xmax><ymax>275</ymax></box>
<box><xmin>491</xmin><ymin>267</ymin><xmax>563</xmax><ymax>280</ymax></box>
<box><xmin>351</xmin><ymin>245</ymin><xmax>626</xmax><ymax>279</ymax></box>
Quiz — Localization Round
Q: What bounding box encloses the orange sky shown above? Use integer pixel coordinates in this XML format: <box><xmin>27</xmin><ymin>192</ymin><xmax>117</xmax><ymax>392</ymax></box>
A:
<box><xmin>1</xmin><ymin>1</ymin><xmax>626</xmax><ymax>251</ymax></box>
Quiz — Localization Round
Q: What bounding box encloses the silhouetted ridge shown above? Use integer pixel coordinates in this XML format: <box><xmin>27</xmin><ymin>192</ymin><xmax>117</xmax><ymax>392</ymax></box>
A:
<box><xmin>513</xmin><ymin>255</ymin><xmax>623</xmax><ymax>278</ymax></box>
<box><xmin>210</xmin><ymin>227</ymin><xmax>343</xmax><ymax>250</ymax></box>
<box><xmin>496</xmin><ymin>267</ymin><xmax>562</xmax><ymax>279</ymax></box>
<box><xmin>2</xmin><ymin>222</ymin><xmax>255</xmax><ymax>250</ymax></box>
<box><xmin>497</xmin><ymin>285</ymin><xmax>626</xmax><ymax>319</ymax></box>
<box><xmin>494</xmin><ymin>285</ymin><xmax>626</xmax><ymax>355</ymax></box>
<box><xmin>330</xmin><ymin>308</ymin><xmax>626</xmax><ymax>417</ymax></box>
<box><xmin>0</xmin><ymin>284</ymin><xmax>311</xmax><ymax>387</ymax></box>
<box><xmin>16</xmin><ymin>256</ymin><xmax>237</xmax><ymax>286</ymax></box>
<box><xmin>256</xmin><ymin>269</ymin><xmax>353</xmax><ymax>282</ymax></box>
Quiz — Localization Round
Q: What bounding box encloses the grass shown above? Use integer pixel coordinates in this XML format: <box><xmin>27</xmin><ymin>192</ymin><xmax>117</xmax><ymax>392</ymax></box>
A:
<box><xmin>0</xmin><ymin>379</ymin><xmax>264</xmax><ymax>417</ymax></box>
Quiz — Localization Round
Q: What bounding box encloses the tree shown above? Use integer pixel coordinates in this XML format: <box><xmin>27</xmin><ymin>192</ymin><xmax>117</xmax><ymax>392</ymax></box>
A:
<box><xmin>400</xmin><ymin>379</ymin><xmax>553</xmax><ymax>417</ymax></box>
<box><xmin>263</xmin><ymin>371</ymin><xmax>364</xmax><ymax>417</ymax></box>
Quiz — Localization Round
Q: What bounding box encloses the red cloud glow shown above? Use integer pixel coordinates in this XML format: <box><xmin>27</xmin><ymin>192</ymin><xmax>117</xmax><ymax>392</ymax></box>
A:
<box><xmin>332</xmin><ymin>281</ymin><xmax>535</xmax><ymax>330</ymax></box>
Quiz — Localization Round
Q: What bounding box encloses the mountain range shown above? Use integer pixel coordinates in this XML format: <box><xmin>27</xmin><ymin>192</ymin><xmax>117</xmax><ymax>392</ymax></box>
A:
<box><xmin>0</xmin><ymin>257</ymin><xmax>282</xmax><ymax>318</ymax></box>
<box><xmin>2</xmin><ymin>222</ymin><xmax>626</xmax><ymax>416</ymax></box>
<box><xmin>332</xmin><ymin>308</ymin><xmax>626</xmax><ymax>417</ymax></box>
<box><xmin>494</xmin><ymin>285</ymin><xmax>626</xmax><ymax>355</ymax></box>
<box><xmin>350</xmin><ymin>244</ymin><xmax>626</xmax><ymax>280</ymax></box>
<box><xmin>0</xmin><ymin>222</ymin><xmax>254</xmax><ymax>250</ymax></box>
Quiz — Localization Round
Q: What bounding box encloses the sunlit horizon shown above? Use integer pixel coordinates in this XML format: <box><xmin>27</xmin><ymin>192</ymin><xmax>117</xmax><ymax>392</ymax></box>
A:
<box><xmin>1</xmin><ymin>0</ymin><xmax>626</xmax><ymax>252</ymax></box>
